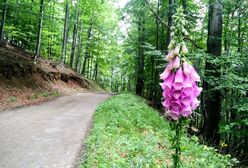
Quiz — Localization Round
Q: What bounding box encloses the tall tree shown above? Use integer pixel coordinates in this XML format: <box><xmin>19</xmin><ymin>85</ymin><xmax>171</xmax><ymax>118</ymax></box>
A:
<box><xmin>135</xmin><ymin>1</ymin><xmax>145</xmax><ymax>96</ymax></box>
<box><xmin>204</xmin><ymin>0</ymin><xmax>223</xmax><ymax>145</ymax></box>
<box><xmin>0</xmin><ymin>0</ymin><xmax>7</xmax><ymax>43</ymax></box>
<box><xmin>61</xmin><ymin>2</ymin><xmax>69</xmax><ymax>65</ymax></box>
<box><xmin>70</xmin><ymin>0</ymin><xmax>79</xmax><ymax>68</ymax></box>
<box><xmin>35</xmin><ymin>0</ymin><xmax>44</xmax><ymax>59</ymax></box>
<box><xmin>165</xmin><ymin>0</ymin><xmax>174</xmax><ymax>48</ymax></box>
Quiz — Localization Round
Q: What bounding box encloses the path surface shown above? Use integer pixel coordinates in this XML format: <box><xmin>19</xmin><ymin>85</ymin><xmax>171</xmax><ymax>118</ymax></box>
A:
<box><xmin>0</xmin><ymin>92</ymin><xmax>111</xmax><ymax>168</ymax></box>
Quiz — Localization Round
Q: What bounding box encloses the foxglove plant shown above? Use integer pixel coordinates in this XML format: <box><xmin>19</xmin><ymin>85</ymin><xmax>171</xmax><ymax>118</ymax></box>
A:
<box><xmin>160</xmin><ymin>7</ymin><xmax>202</xmax><ymax>168</ymax></box>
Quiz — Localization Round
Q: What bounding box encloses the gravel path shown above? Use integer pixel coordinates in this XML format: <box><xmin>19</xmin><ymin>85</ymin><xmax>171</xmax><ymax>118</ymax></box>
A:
<box><xmin>0</xmin><ymin>92</ymin><xmax>111</xmax><ymax>168</ymax></box>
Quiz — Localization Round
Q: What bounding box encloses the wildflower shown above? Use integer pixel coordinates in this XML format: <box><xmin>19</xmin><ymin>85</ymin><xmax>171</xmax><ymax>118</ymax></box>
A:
<box><xmin>159</xmin><ymin>58</ymin><xmax>202</xmax><ymax>120</ymax></box>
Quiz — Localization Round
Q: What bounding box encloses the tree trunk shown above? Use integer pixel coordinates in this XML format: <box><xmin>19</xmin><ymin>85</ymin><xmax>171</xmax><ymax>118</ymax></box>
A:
<box><xmin>81</xmin><ymin>19</ymin><xmax>92</xmax><ymax>75</ymax></box>
<box><xmin>93</xmin><ymin>57</ymin><xmax>98</xmax><ymax>81</ymax></box>
<box><xmin>70</xmin><ymin>1</ymin><xmax>79</xmax><ymax>68</ymax></box>
<box><xmin>75</xmin><ymin>21</ymin><xmax>83</xmax><ymax>71</ymax></box>
<box><xmin>0</xmin><ymin>0</ymin><xmax>7</xmax><ymax>44</ymax></box>
<box><xmin>237</xmin><ymin>7</ymin><xmax>241</xmax><ymax>53</ymax></box>
<box><xmin>204</xmin><ymin>0</ymin><xmax>223</xmax><ymax>145</ymax></box>
<box><xmin>60</xmin><ymin>2</ymin><xmax>69</xmax><ymax>65</ymax></box>
<box><xmin>165</xmin><ymin>0</ymin><xmax>174</xmax><ymax>48</ymax></box>
<box><xmin>35</xmin><ymin>0</ymin><xmax>44</xmax><ymax>59</ymax></box>
<box><xmin>135</xmin><ymin>15</ymin><xmax>145</xmax><ymax>96</ymax></box>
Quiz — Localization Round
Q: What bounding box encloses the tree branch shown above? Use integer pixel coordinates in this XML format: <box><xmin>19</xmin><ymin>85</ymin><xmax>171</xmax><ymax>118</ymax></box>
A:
<box><xmin>144</xmin><ymin>0</ymin><xmax>171</xmax><ymax>30</ymax></box>
<box><xmin>145</xmin><ymin>0</ymin><xmax>204</xmax><ymax>51</ymax></box>
<box><xmin>184</xmin><ymin>37</ymin><xmax>204</xmax><ymax>50</ymax></box>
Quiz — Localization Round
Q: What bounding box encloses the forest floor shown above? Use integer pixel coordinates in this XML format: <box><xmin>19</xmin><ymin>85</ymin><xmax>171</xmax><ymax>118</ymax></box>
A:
<box><xmin>0</xmin><ymin>92</ymin><xmax>111</xmax><ymax>168</ymax></box>
<box><xmin>0</xmin><ymin>44</ymin><xmax>103</xmax><ymax>111</ymax></box>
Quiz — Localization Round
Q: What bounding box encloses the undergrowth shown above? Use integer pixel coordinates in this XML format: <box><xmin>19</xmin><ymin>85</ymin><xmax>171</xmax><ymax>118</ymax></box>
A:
<box><xmin>81</xmin><ymin>93</ymin><xmax>237</xmax><ymax>168</ymax></box>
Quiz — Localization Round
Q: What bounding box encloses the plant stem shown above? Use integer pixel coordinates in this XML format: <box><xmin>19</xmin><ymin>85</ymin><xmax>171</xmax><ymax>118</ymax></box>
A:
<box><xmin>173</xmin><ymin>119</ymin><xmax>182</xmax><ymax>168</ymax></box>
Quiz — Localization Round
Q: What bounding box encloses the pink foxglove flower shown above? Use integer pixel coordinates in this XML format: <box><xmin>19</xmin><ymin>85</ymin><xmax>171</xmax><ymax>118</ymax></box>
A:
<box><xmin>165</xmin><ymin>50</ymin><xmax>175</xmax><ymax>62</ymax></box>
<box><xmin>160</xmin><ymin>56</ymin><xmax>202</xmax><ymax>120</ymax></box>
<box><xmin>159</xmin><ymin>62</ymin><xmax>173</xmax><ymax>80</ymax></box>
<box><xmin>172</xmin><ymin>56</ymin><xmax>180</xmax><ymax>69</ymax></box>
<box><xmin>188</xmin><ymin>64</ymin><xmax>200</xmax><ymax>81</ymax></box>
<box><xmin>173</xmin><ymin>68</ymin><xmax>184</xmax><ymax>90</ymax></box>
<box><xmin>183</xmin><ymin>61</ymin><xmax>191</xmax><ymax>75</ymax></box>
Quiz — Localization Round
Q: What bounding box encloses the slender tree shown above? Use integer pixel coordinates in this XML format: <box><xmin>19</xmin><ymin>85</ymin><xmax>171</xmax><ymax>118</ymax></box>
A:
<box><xmin>0</xmin><ymin>0</ymin><xmax>7</xmax><ymax>44</ymax></box>
<box><xmin>35</xmin><ymin>0</ymin><xmax>44</xmax><ymax>59</ymax></box>
<box><xmin>61</xmin><ymin>2</ymin><xmax>69</xmax><ymax>65</ymax></box>
<box><xmin>70</xmin><ymin>0</ymin><xmax>79</xmax><ymax>68</ymax></box>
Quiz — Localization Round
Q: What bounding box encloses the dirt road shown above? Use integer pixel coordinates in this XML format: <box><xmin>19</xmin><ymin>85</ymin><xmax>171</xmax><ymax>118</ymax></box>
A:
<box><xmin>0</xmin><ymin>92</ymin><xmax>111</xmax><ymax>168</ymax></box>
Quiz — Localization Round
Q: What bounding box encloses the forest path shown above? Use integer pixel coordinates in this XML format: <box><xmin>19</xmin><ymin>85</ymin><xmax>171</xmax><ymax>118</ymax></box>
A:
<box><xmin>0</xmin><ymin>92</ymin><xmax>112</xmax><ymax>168</ymax></box>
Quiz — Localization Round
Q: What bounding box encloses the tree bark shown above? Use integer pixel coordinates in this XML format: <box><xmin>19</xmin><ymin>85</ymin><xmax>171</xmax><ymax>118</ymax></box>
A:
<box><xmin>165</xmin><ymin>0</ymin><xmax>174</xmax><ymax>48</ymax></box>
<box><xmin>237</xmin><ymin>7</ymin><xmax>241</xmax><ymax>53</ymax></box>
<box><xmin>135</xmin><ymin>14</ymin><xmax>145</xmax><ymax>96</ymax></box>
<box><xmin>70</xmin><ymin>1</ymin><xmax>79</xmax><ymax>68</ymax></box>
<box><xmin>204</xmin><ymin>0</ymin><xmax>223</xmax><ymax>145</ymax></box>
<box><xmin>81</xmin><ymin>19</ymin><xmax>92</xmax><ymax>75</ymax></box>
<box><xmin>35</xmin><ymin>0</ymin><xmax>44</xmax><ymax>59</ymax></box>
<box><xmin>0</xmin><ymin>0</ymin><xmax>7</xmax><ymax>44</ymax></box>
<box><xmin>60</xmin><ymin>2</ymin><xmax>69</xmax><ymax>65</ymax></box>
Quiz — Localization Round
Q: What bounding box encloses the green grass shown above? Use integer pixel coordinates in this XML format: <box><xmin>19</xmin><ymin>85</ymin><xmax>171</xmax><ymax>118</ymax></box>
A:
<box><xmin>81</xmin><ymin>93</ymin><xmax>237</xmax><ymax>168</ymax></box>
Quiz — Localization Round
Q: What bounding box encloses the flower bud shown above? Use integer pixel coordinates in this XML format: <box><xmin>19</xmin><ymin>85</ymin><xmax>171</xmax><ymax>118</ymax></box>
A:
<box><xmin>173</xmin><ymin>46</ymin><xmax>180</xmax><ymax>56</ymax></box>
<box><xmin>172</xmin><ymin>56</ymin><xmax>180</xmax><ymax>69</ymax></box>
<box><xmin>165</xmin><ymin>50</ymin><xmax>175</xmax><ymax>62</ymax></box>
<box><xmin>181</xmin><ymin>45</ymin><xmax>188</xmax><ymax>55</ymax></box>
<box><xmin>182</xmin><ymin>28</ymin><xmax>189</xmax><ymax>36</ymax></box>
<box><xmin>168</xmin><ymin>40</ymin><xmax>175</xmax><ymax>50</ymax></box>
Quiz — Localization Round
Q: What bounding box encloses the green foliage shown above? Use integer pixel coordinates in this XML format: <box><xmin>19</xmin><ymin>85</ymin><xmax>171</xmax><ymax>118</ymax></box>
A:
<box><xmin>81</xmin><ymin>93</ymin><xmax>236</xmax><ymax>167</ymax></box>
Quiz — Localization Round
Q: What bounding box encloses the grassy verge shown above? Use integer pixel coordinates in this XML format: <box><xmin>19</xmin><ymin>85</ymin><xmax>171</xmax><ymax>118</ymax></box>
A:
<box><xmin>81</xmin><ymin>93</ymin><xmax>236</xmax><ymax>168</ymax></box>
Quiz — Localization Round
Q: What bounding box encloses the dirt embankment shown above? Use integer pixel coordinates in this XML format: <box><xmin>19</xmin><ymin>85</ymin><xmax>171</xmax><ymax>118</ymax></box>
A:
<box><xmin>0</xmin><ymin>44</ymin><xmax>100</xmax><ymax>111</ymax></box>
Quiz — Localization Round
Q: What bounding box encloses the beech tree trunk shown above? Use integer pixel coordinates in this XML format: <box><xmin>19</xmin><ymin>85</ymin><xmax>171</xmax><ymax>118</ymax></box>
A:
<box><xmin>81</xmin><ymin>19</ymin><xmax>92</xmax><ymax>75</ymax></box>
<box><xmin>204</xmin><ymin>0</ymin><xmax>223</xmax><ymax>145</ymax></box>
<box><xmin>135</xmin><ymin>10</ymin><xmax>145</xmax><ymax>96</ymax></box>
<box><xmin>70</xmin><ymin>1</ymin><xmax>79</xmax><ymax>68</ymax></box>
<box><xmin>237</xmin><ymin>7</ymin><xmax>241</xmax><ymax>53</ymax></box>
<box><xmin>0</xmin><ymin>0</ymin><xmax>7</xmax><ymax>44</ymax></box>
<box><xmin>165</xmin><ymin>0</ymin><xmax>174</xmax><ymax>48</ymax></box>
<box><xmin>35</xmin><ymin>0</ymin><xmax>44</xmax><ymax>59</ymax></box>
<box><xmin>61</xmin><ymin>2</ymin><xmax>69</xmax><ymax>65</ymax></box>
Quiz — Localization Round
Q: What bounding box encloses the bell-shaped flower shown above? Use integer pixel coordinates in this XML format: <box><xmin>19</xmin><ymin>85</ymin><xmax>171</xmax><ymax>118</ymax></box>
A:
<box><xmin>182</xmin><ymin>75</ymin><xmax>193</xmax><ymax>95</ymax></box>
<box><xmin>189</xmin><ymin>64</ymin><xmax>200</xmax><ymax>81</ymax></box>
<box><xmin>167</xmin><ymin>110</ymin><xmax>180</xmax><ymax>120</ymax></box>
<box><xmin>173</xmin><ymin>68</ymin><xmax>184</xmax><ymax>90</ymax></box>
<box><xmin>160</xmin><ymin>73</ymin><xmax>175</xmax><ymax>93</ymax></box>
<box><xmin>172</xmin><ymin>56</ymin><xmax>180</xmax><ymax>69</ymax></box>
<box><xmin>181</xmin><ymin>95</ymin><xmax>191</xmax><ymax>106</ymax></box>
<box><xmin>162</xmin><ymin>99</ymin><xmax>170</xmax><ymax>109</ymax></box>
<box><xmin>170</xmin><ymin>100</ymin><xmax>182</xmax><ymax>112</ymax></box>
<box><xmin>165</xmin><ymin>50</ymin><xmax>175</xmax><ymax>62</ymax></box>
<box><xmin>183</xmin><ymin>61</ymin><xmax>191</xmax><ymax>75</ymax></box>
<box><xmin>172</xmin><ymin>89</ymin><xmax>181</xmax><ymax>99</ymax></box>
<box><xmin>160</xmin><ymin>61</ymin><xmax>173</xmax><ymax>80</ymax></box>
<box><xmin>191</xmin><ymin>98</ymin><xmax>200</xmax><ymax>110</ymax></box>
<box><xmin>193</xmin><ymin>82</ymin><xmax>203</xmax><ymax>97</ymax></box>
<box><xmin>180</xmin><ymin>105</ymin><xmax>192</xmax><ymax>117</ymax></box>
